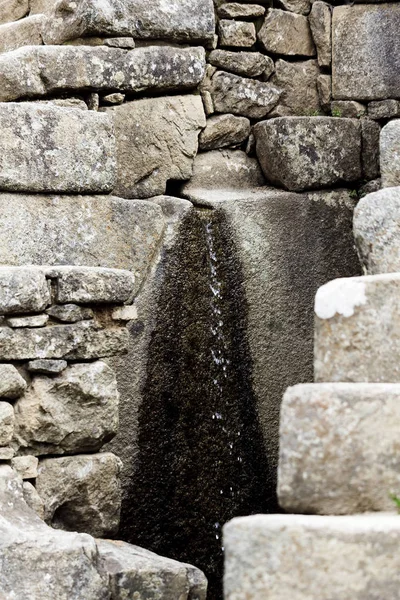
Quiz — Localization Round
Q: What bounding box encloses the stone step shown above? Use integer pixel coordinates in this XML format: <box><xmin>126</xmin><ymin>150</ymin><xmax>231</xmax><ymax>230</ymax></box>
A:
<box><xmin>314</xmin><ymin>272</ymin><xmax>400</xmax><ymax>382</ymax></box>
<box><xmin>224</xmin><ymin>513</ymin><xmax>400</xmax><ymax>600</ymax></box>
<box><xmin>278</xmin><ymin>382</ymin><xmax>400</xmax><ymax>514</ymax></box>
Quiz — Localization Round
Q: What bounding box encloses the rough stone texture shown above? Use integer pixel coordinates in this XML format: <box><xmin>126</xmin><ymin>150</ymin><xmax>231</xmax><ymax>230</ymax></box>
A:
<box><xmin>98</xmin><ymin>540</ymin><xmax>208</xmax><ymax>600</ymax></box>
<box><xmin>47</xmin><ymin>304</ymin><xmax>94</xmax><ymax>323</ymax></box>
<box><xmin>258</xmin><ymin>9</ymin><xmax>316</xmax><ymax>57</ymax></box>
<box><xmin>368</xmin><ymin>99</ymin><xmax>400</xmax><ymax>120</ymax></box>
<box><xmin>331</xmin><ymin>101</ymin><xmax>366</xmax><ymax>118</ymax></box>
<box><xmin>36</xmin><ymin>453</ymin><xmax>122</xmax><ymax>537</ymax></box>
<box><xmin>51</xmin><ymin>266</ymin><xmax>135</xmax><ymax>305</ymax></box>
<box><xmin>0</xmin><ymin>194</ymin><xmax>164</xmax><ymax>295</ymax></box>
<box><xmin>0</xmin><ymin>403</ymin><xmax>14</xmax><ymax>446</ymax></box>
<box><xmin>359</xmin><ymin>178</ymin><xmax>381</xmax><ymax>198</ymax></box>
<box><xmin>0</xmin><ymin>15</ymin><xmax>43</xmax><ymax>54</ymax></box>
<box><xmin>207</xmin><ymin>71</ymin><xmax>281</xmax><ymax>118</ymax></box>
<box><xmin>13</xmin><ymin>362</ymin><xmax>119</xmax><ymax>456</ymax></box>
<box><xmin>354</xmin><ymin>187</ymin><xmax>400</xmax><ymax>275</ymax></box>
<box><xmin>102</xmin><ymin>93</ymin><xmax>125</xmax><ymax>106</ymax></box>
<box><xmin>380</xmin><ymin>120</ymin><xmax>400</xmax><ymax>188</ymax></box>
<box><xmin>0</xmin><ymin>103</ymin><xmax>115</xmax><ymax>194</ymax></box>
<box><xmin>0</xmin><ymin>45</ymin><xmax>205</xmax><ymax>103</ymax></box>
<box><xmin>0</xmin><ymin>447</ymin><xmax>14</xmax><ymax>459</ymax></box>
<box><xmin>332</xmin><ymin>5</ymin><xmax>400</xmax><ymax>101</ymax></box>
<box><xmin>27</xmin><ymin>359</ymin><xmax>68</xmax><ymax>374</ymax></box>
<box><xmin>104</xmin><ymin>95</ymin><xmax>205</xmax><ymax>199</ymax></box>
<box><xmin>0</xmin><ymin>269</ymin><xmax>50</xmax><ymax>315</ymax></box>
<box><xmin>0</xmin><ymin>465</ymin><xmax>109</xmax><ymax>599</ymax></box>
<box><xmin>309</xmin><ymin>1</ymin><xmax>331</xmax><ymax>68</ymax></box>
<box><xmin>199</xmin><ymin>115</ymin><xmax>250</xmax><ymax>151</ymax></box>
<box><xmin>104</xmin><ymin>37</ymin><xmax>135</xmax><ymax>49</ymax></box>
<box><xmin>0</xmin><ymin>0</ymin><xmax>28</xmax><ymax>24</ymax></box>
<box><xmin>361</xmin><ymin>119</ymin><xmax>381</xmax><ymax>181</ymax></box>
<box><xmin>315</xmin><ymin>273</ymin><xmax>400</xmax><ymax>382</ymax></box>
<box><xmin>269</xmin><ymin>60</ymin><xmax>320</xmax><ymax>117</ymax></box>
<box><xmin>208</xmin><ymin>50</ymin><xmax>274</xmax><ymax>78</ymax></box>
<box><xmin>0</xmin><ymin>365</ymin><xmax>27</xmax><ymax>399</ymax></box>
<box><xmin>317</xmin><ymin>73</ymin><xmax>331</xmax><ymax>110</ymax></box>
<box><xmin>279</xmin><ymin>382</ymin><xmax>400</xmax><ymax>514</ymax></box>
<box><xmin>218</xmin><ymin>3</ymin><xmax>265</xmax><ymax>18</ymax></box>
<box><xmin>218</xmin><ymin>20</ymin><xmax>256</xmax><ymax>47</ymax></box>
<box><xmin>42</xmin><ymin>0</ymin><xmax>215</xmax><ymax>45</ymax></box>
<box><xmin>224</xmin><ymin>513</ymin><xmax>400</xmax><ymax>600</ymax></box>
<box><xmin>11</xmin><ymin>456</ymin><xmax>39</xmax><ymax>480</ymax></box>
<box><xmin>279</xmin><ymin>0</ymin><xmax>310</xmax><ymax>14</ymax></box>
<box><xmin>112</xmin><ymin>305</ymin><xmax>138</xmax><ymax>322</ymax></box>
<box><xmin>22</xmin><ymin>481</ymin><xmax>45</xmax><ymax>520</ymax></box>
<box><xmin>7</xmin><ymin>314</ymin><xmax>49</xmax><ymax>328</ymax></box>
<box><xmin>254</xmin><ymin>117</ymin><xmax>362</xmax><ymax>191</ymax></box>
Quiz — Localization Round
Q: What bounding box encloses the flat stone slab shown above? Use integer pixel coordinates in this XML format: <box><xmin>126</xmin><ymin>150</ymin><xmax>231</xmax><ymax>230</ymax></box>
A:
<box><xmin>315</xmin><ymin>273</ymin><xmax>400</xmax><ymax>382</ymax></box>
<box><xmin>0</xmin><ymin>268</ymin><xmax>50</xmax><ymax>315</ymax></box>
<box><xmin>0</xmin><ymin>14</ymin><xmax>43</xmax><ymax>54</ymax></box>
<box><xmin>224</xmin><ymin>513</ymin><xmax>400</xmax><ymax>600</ymax></box>
<box><xmin>332</xmin><ymin>4</ymin><xmax>400</xmax><ymax>100</ymax></box>
<box><xmin>278</xmin><ymin>382</ymin><xmax>400</xmax><ymax>514</ymax></box>
<box><xmin>0</xmin><ymin>103</ymin><xmax>115</xmax><ymax>194</ymax></box>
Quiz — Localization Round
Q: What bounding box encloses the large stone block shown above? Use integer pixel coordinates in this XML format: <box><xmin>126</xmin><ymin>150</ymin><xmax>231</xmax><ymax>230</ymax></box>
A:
<box><xmin>278</xmin><ymin>382</ymin><xmax>400</xmax><ymax>514</ymax></box>
<box><xmin>208</xmin><ymin>49</ymin><xmax>273</xmax><ymax>78</ymax></box>
<box><xmin>354</xmin><ymin>187</ymin><xmax>400</xmax><ymax>274</ymax></box>
<box><xmin>309</xmin><ymin>1</ymin><xmax>331</xmax><ymax>68</ymax></box>
<box><xmin>380</xmin><ymin>120</ymin><xmax>400</xmax><ymax>188</ymax></box>
<box><xmin>0</xmin><ymin>103</ymin><xmax>115</xmax><ymax>193</ymax></box>
<box><xmin>315</xmin><ymin>273</ymin><xmax>400</xmax><ymax>382</ymax></box>
<box><xmin>224</xmin><ymin>514</ymin><xmax>400</xmax><ymax>600</ymax></box>
<box><xmin>0</xmin><ymin>0</ymin><xmax>28</xmax><ymax>24</ymax></box>
<box><xmin>254</xmin><ymin>117</ymin><xmax>362</xmax><ymax>191</ymax></box>
<box><xmin>258</xmin><ymin>9</ymin><xmax>315</xmax><ymax>57</ymax></box>
<box><xmin>269</xmin><ymin>60</ymin><xmax>320</xmax><ymax>117</ymax></box>
<box><xmin>42</xmin><ymin>0</ymin><xmax>215</xmax><ymax>45</ymax></box>
<box><xmin>199</xmin><ymin>114</ymin><xmax>251</xmax><ymax>151</ymax></box>
<box><xmin>36</xmin><ymin>453</ymin><xmax>122</xmax><ymax>537</ymax></box>
<box><xmin>0</xmin><ymin>14</ymin><xmax>43</xmax><ymax>53</ymax></box>
<box><xmin>332</xmin><ymin>5</ymin><xmax>400</xmax><ymax>101</ymax></box>
<box><xmin>104</xmin><ymin>95</ymin><xmax>205</xmax><ymax>199</ymax></box>
<box><xmin>0</xmin><ymin>268</ymin><xmax>50</xmax><ymax>315</ymax></box>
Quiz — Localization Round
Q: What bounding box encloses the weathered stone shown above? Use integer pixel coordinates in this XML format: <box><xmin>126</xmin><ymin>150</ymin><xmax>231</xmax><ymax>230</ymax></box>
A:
<box><xmin>258</xmin><ymin>9</ymin><xmax>316</xmax><ymax>57</ymax></box>
<box><xmin>22</xmin><ymin>481</ymin><xmax>45</xmax><ymax>519</ymax></box>
<box><xmin>269</xmin><ymin>60</ymin><xmax>320</xmax><ymax>117</ymax></box>
<box><xmin>279</xmin><ymin>382</ymin><xmax>400</xmax><ymax>514</ymax></box>
<box><xmin>380</xmin><ymin>120</ymin><xmax>400</xmax><ymax>188</ymax></box>
<box><xmin>102</xmin><ymin>92</ymin><xmax>125</xmax><ymax>105</ymax></box>
<box><xmin>199</xmin><ymin>115</ymin><xmax>250</xmax><ymax>151</ymax></box>
<box><xmin>0</xmin><ymin>447</ymin><xmax>14</xmax><ymax>459</ymax></box>
<box><xmin>98</xmin><ymin>540</ymin><xmax>208</xmax><ymax>600</ymax></box>
<box><xmin>27</xmin><ymin>359</ymin><xmax>68</xmax><ymax>374</ymax></box>
<box><xmin>29</xmin><ymin>0</ymin><xmax>54</xmax><ymax>13</ymax></box>
<box><xmin>359</xmin><ymin>178</ymin><xmax>381</xmax><ymax>198</ymax></box>
<box><xmin>254</xmin><ymin>117</ymin><xmax>362</xmax><ymax>191</ymax></box>
<box><xmin>315</xmin><ymin>273</ymin><xmax>400</xmax><ymax>382</ymax></box>
<box><xmin>0</xmin><ymin>365</ymin><xmax>27</xmax><ymax>399</ymax></box>
<box><xmin>7</xmin><ymin>314</ymin><xmax>49</xmax><ymax>328</ymax></box>
<box><xmin>0</xmin><ymin>465</ymin><xmax>108</xmax><ymax>599</ymax></box>
<box><xmin>104</xmin><ymin>37</ymin><xmax>135</xmax><ymax>49</ymax></box>
<box><xmin>42</xmin><ymin>0</ymin><xmax>215</xmax><ymax>45</ymax></box>
<box><xmin>0</xmin><ymin>15</ymin><xmax>43</xmax><ymax>54</ymax></box>
<box><xmin>317</xmin><ymin>73</ymin><xmax>331</xmax><ymax>110</ymax></box>
<box><xmin>218</xmin><ymin>20</ymin><xmax>256</xmax><ymax>47</ymax></box>
<box><xmin>0</xmin><ymin>268</ymin><xmax>50</xmax><ymax>315</ymax></box>
<box><xmin>279</xmin><ymin>0</ymin><xmax>310</xmax><ymax>14</ymax></box>
<box><xmin>13</xmin><ymin>361</ymin><xmax>119</xmax><ymax>456</ymax></box>
<box><xmin>332</xmin><ymin>5</ymin><xmax>400</xmax><ymax>101</ymax></box>
<box><xmin>104</xmin><ymin>95</ymin><xmax>205</xmax><ymax>199</ymax></box>
<box><xmin>11</xmin><ymin>455</ymin><xmax>38</xmax><ymax>479</ymax></box>
<box><xmin>50</xmin><ymin>266</ymin><xmax>135</xmax><ymax>305</ymax></box>
<box><xmin>361</xmin><ymin>119</ymin><xmax>380</xmax><ymax>181</ymax></box>
<box><xmin>201</xmin><ymin>90</ymin><xmax>214</xmax><ymax>116</ymax></box>
<box><xmin>0</xmin><ymin>45</ymin><xmax>205</xmax><ymax>103</ymax></box>
<box><xmin>87</xmin><ymin>92</ymin><xmax>100</xmax><ymax>111</ymax></box>
<box><xmin>331</xmin><ymin>101</ymin><xmax>366</xmax><ymax>118</ymax></box>
<box><xmin>47</xmin><ymin>304</ymin><xmax>93</xmax><ymax>323</ymax></box>
<box><xmin>218</xmin><ymin>3</ymin><xmax>265</xmax><ymax>18</ymax></box>
<box><xmin>36</xmin><ymin>453</ymin><xmax>122</xmax><ymax>537</ymax></box>
<box><xmin>208</xmin><ymin>49</ymin><xmax>274</xmax><ymax>78</ymax></box>
<box><xmin>0</xmin><ymin>403</ymin><xmax>14</xmax><ymax>446</ymax></box>
<box><xmin>0</xmin><ymin>0</ymin><xmax>28</xmax><ymax>24</ymax></box>
<box><xmin>368</xmin><ymin>99</ymin><xmax>400</xmax><ymax>120</ymax></box>
<box><xmin>354</xmin><ymin>187</ymin><xmax>400</xmax><ymax>274</ymax></box>
<box><xmin>224</xmin><ymin>514</ymin><xmax>400</xmax><ymax>600</ymax></box>
<box><xmin>309</xmin><ymin>1</ymin><xmax>331</xmax><ymax>68</ymax></box>
<box><xmin>208</xmin><ymin>71</ymin><xmax>281</xmax><ymax>118</ymax></box>
<box><xmin>0</xmin><ymin>321</ymin><xmax>129</xmax><ymax>361</ymax></box>
<box><xmin>112</xmin><ymin>305</ymin><xmax>138</xmax><ymax>322</ymax></box>
<box><xmin>0</xmin><ymin>103</ymin><xmax>115</xmax><ymax>194</ymax></box>
<box><xmin>35</xmin><ymin>98</ymin><xmax>88</xmax><ymax>111</ymax></box>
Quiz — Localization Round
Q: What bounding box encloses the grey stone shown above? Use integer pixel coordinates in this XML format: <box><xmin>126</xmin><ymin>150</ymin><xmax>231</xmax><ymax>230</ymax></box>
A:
<box><xmin>0</xmin><ymin>465</ymin><xmax>109</xmax><ymax>599</ymax></box>
<box><xmin>279</xmin><ymin>0</ymin><xmax>310</xmax><ymax>14</ymax></box>
<box><xmin>0</xmin><ymin>365</ymin><xmax>27</xmax><ymax>399</ymax></box>
<box><xmin>50</xmin><ymin>266</ymin><xmax>135</xmax><ymax>305</ymax></box>
<box><xmin>201</xmin><ymin>90</ymin><xmax>214</xmax><ymax>116</ymax></box>
<box><xmin>36</xmin><ymin>98</ymin><xmax>88</xmax><ymax>111</ymax></box>
<box><xmin>13</xmin><ymin>361</ymin><xmax>119</xmax><ymax>456</ymax></box>
<box><xmin>218</xmin><ymin>20</ymin><xmax>256</xmax><ymax>47</ymax></box>
<box><xmin>102</xmin><ymin>92</ymin><xmax>125</xmax><ymax>105</ymax></box>
<box><xmin>332</xmin><ymin>5</ymin><xmax>400</xmax><ymax>101</ymax></box>
<box><xmin>36</xmin><ymin>453</ymin><xmax>122</xmax><ymax>537</ymax></box>
<box><xmin>269</xmin><ymin>60</ymin><xmax>320</xmax><ymax>117</ymax></box>
<box><xmin>87</xmin><ymin>92</ymin><xmax>100</xmax><ymax>111</ymax></box>
<box><xmin>7</xmin><ymin>314</ymin><xmax>49</xmax><ymax>328</ymax></box>
<box><xmin>331</xmin><ymin>101</ymin><xmax>366</xmax><ymax>118</ymax></box>
<box><xmin>46</xmin><ymin>304</ymin><xmax>94</xmax><ymax>323</ymax></box>
<box><xmin>380</xmin><ymin>120</ymin><xmax>400</xmax><ymax>188</ymax></box>
<box><xmin>0</xmin><ymin>103</ymin><xmax>115</xmax><ymax>194</ymax></box>
<box><xmin>0</xmin><ymin>403</ymin><xmax>14</xmax><ymax>446</ymax></box>
<box><xmin>27</xmin><ymin>359</ymin><xmax>68</xmax><ymax>374</ymax></box>
<box><xmin>309</xmin><ymin>1</ymin><xmax>331</xmax><ymax>68</ymax></box>
<box><xmin>104</xmin><ymin>95</ymin><xmax>205</xmax><ymax>199</ymax></box>
<box><xmin>22</xmin><ymin>481</ymin><xmax>45</xmax><ymax>519</ymax></box>
<box><xmin>29</xmin><ymin>0</ymin><xmax>54</xmax><ymax>13</ymax></box>
<box><xmin>0</xmin><ymin>268</ymin><xmax>50</xmax><ymax>315</ymax></box>
<box><xmin>368</xmin><ymin>99</ymin><xmax>400</xmax><ymax>120</ymax></box>
<box><xmin>279</xmin><ymin>382</ymin><xmax>400</xmax><ymax>514</ymax></box>
<box><xmin>208</xmin><ymin>49</ymin><xmax>274</xmax><ymax>78</ymax></box>
<box><xmin>254</xmin><ymin>117</ymin><xmax>362</xmax><ymax>191</ymax></box>
<box><xmin>224</xmin><ymin>514</ymin><xmax>400</xmax><ymax>600</ymax></box>
<box><xmin>0</xmin><ymin>0</ymin><xmax>28</xmax><ymax>24</ymax></box>
<box><xmin>42</xmin><ymin>0</ymin><xmax>215</xmax><ymax>45</ymax></box>
<box><xmin>218</xmin><ymin>3</ymin><xmax>265</xmax><ymax>18</ymax></box>
<box><xmin>314</xmin><ymin>273</ymin><xmax>400</xmax><ymax>382</ymax></box>
<box><xmin>354</xmin><ymin>187</ymin><xmax>400</xmax><ymax>275</ymax></box>
<box><xmin>199</xmin><ymin>114</ymin><xmax>251</xmax><ymax>151</ymax></box>
<box><xmin>359</xmin><ymin>178</ymin><xmax>381</xmax><ymax>198</ymax></box>
<box><xmin>112</xmin><ymin>305</ymin><xmax>138</xmax><ymax>322</ymax></box>
<box><xmin>208</xmin><ymin>70</ymin><xmax>281</xmax><ymax>118</ymax></box>
<box><xmin>317</xmin><ymin>73</ymin><xmax>331</xmax><ymax>110</ymax></box>
<box><xmin>0</xmin><ymin>15</ymin><xmax>43</xmax><ymax>54</ymax></box>
<box><xmin>361</xmin><ymin>119</ymin><xmax>380</xmax><ymax>181</ymax></box>
<box><xmin>0</xmin><ymin>45</ymin><xmax>206</xmax><ymax>103</ymax></box>
<box><xmin>11</xmin><ymin>455</ymin><xmax>38</xmax><ymax>479</ymax></box>
<box><xmin>98</xmin><ymin>540</ymin><xmax>207</xmax><ymax>600</ymax></box>
<box><xmin>0</xmin><ymin>447</ymin><xmax>14</xmax><ymax>459</ymax></box>
<box><xmin>258</xmin><ymin>9</ymin><xmax>316</xmax><ymax>57</ymax></box>
<box><xmin>104</xmin><ymin>37</ymin><xmax>135</xmax><ymax>48</ymax></box>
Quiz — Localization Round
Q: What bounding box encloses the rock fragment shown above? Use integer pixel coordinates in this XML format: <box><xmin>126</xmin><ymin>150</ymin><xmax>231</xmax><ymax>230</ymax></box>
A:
<box><xmin>258</xmin><ymin>9</ymin><xmax>316</xmax><ymax>57</ymax></box>
<box><xmin>0</xmin><ymin>365</ymin><xmax>27</xmax><ymax>399</ymax></box>
<box><xmin>199</xmin><ymin>115</ymin><xmax>251</xmax><ymax>151</ymax></box>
